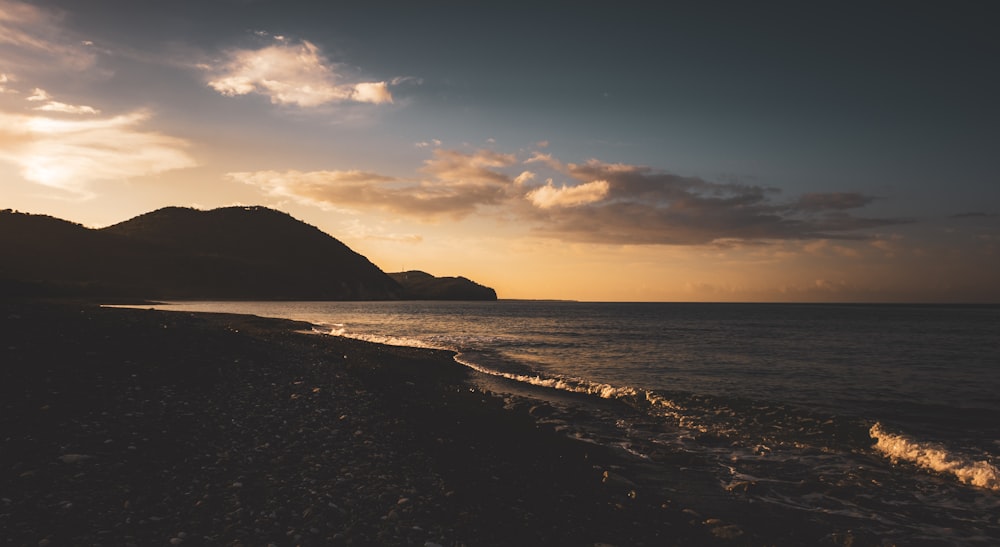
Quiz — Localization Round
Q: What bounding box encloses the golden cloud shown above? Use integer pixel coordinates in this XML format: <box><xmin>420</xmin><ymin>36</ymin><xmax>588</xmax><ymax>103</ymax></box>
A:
<box><xmin>526</xmin><ymin>179</ymin><xmax>609</xmax><ymax>208</ymax></box>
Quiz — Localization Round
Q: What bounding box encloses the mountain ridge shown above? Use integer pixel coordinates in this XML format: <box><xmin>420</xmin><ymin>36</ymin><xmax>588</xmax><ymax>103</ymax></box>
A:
<box><xmin>0</xmin><ymin>206</ymin><xmax>496</xmax><ymax>301</ymax></box>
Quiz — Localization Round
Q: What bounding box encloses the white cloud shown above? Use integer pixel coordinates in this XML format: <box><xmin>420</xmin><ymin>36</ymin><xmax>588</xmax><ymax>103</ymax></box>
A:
<box><xmin>527</xmin><ymin>179</ymin><xmax>609</xmax><ymax>208</ymax></box>
<box><xmin>34</xmin><ymin>101</ymin><xmax>99</xmax><ymax>115</ymax></box>
<box><xmin>0</xmin><ymin>109</ymin><xmax>195</xmax><ymax>197</ymax></box>
<box><xmin>206</xmin><ymin>38</ymin><xmax>393</xmax><ymax>107</ymax></box>
<box><xmin>26</xmin><ymin>87</ymin><xmax>99</xmax><ymax>114</ymax></box>
<box><xmin>351</xmin><ymin>81</ymin><xmax>393</xmax><ymax>104</ymax></box>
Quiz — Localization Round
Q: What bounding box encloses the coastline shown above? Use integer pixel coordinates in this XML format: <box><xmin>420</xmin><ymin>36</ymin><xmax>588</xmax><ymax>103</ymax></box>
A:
<box><xmin>2</xmin><ymin>299</ymin><xmax>848</xmax><ymax>546</ymax></box>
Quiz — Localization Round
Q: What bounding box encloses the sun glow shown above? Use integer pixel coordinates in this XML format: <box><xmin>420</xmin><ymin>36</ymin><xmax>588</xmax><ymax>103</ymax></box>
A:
<box><xmin>0</xmin><ymin>110</ymin><xmax>195</xmax><ymax>195</ymax></box>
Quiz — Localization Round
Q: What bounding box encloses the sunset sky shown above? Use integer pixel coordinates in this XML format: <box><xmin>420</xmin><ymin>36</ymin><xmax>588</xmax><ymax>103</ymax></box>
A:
<box><xmin>2</xmin><ymin>0</ymin><xmax>998</xmax><ymax>302</ymax></box>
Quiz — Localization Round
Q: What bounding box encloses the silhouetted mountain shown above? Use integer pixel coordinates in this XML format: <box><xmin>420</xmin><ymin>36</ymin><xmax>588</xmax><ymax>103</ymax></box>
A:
<box><xmin>0</xmin><ymin>210</ymin><xmax>154</xmax><ymax>297</ymax></box>
<box><xmin>99</xmin><ymin>206</ymin><xmax>403</xmax><ymax>300</ymax></box>
<box><xmin>388</xmin><ymin>270</ymin><xmax>497</xmax><ymax>301</ymax></box>
<box><xmin>2</xmin><ymin>206</ymin><xmax>498</xmax><ymax>300</ymax></box>
<box><xmin>0</xmin><ymin>206</ymin><xmax>410</xmax><ymax>300</ymax></box>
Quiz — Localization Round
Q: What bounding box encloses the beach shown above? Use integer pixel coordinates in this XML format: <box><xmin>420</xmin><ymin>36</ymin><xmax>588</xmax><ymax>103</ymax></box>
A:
<box><xmin>2</xmin><ymin>299</ymin><xmax>900</xmax><ymax>546</ymax></box>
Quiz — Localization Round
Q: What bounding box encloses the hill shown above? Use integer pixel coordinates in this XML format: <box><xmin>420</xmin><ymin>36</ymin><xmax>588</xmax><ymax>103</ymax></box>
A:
<box><xmin>388</xmin><ymin>270</ymin><xmax>498</xmax><ymax>301</ymax></box>
<box><xmin>0</xmin><ymin>206</ymin><xmax>493</xmax><ymax>301</ymax></box>
<box><xmin>100</xmin><ymin>206</ymin><xmax>402</xmax><ymax>300</ymax></box>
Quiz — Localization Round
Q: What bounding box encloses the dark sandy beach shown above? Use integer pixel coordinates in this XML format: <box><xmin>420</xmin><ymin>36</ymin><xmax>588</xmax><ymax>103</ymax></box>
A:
<box><xmin>2</xmin><ymin>299</ymin><xmax>845</xmax><ymax>546</ymax></box>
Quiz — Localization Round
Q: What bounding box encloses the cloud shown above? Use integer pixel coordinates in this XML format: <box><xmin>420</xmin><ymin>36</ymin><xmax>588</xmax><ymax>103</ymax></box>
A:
<box><xmin>527</xmin><ymin>179</ymin><xmax>609</xmax><ymax>208</ymax></box>
<box><xmin>0</xmin><ymin>73</ymin><xmax>14</xmax><ymax>93</ymax></box>
<box><xmin>524</xmin><ymin>151</ymin><xmax>565</xmax><ymax>171</ymax></box>
<box><xmin>0</xmin><ymin>0</ymin><xmax>96</xmax><ymax>72</ymax></box>
<box><xmin>206</xmin><ymin>38</ymin><xmax>393</xmax><ymax>107</ymax></box>
<box><xmin>27</xmin><ymin>87</ymin><xmax>99</xmax><ymax>114</ymax></box>
<box><xmin>0</xmin><ymin>108</ymin><xmax>195</xmax><ymax>197</ymax></box>
<box><xmin>792</xmin><ymin>192</ymin><xmax>877</xmax><ymax>212</ymax></box>
<box><xmin>513</xmin><ymin>171</ymin><xmax>536</xmax><ymax>186</ymax></box>
<box><xmin>420</xmin><ymin>148</ymin><xmax>517</xmax><ymax>185</ymax></box>
<box><xmin>229</xmin><ymin>163</ymin><xmax>510</xmax><ymax>218</ymax></box>
<box><xmin>235</xmin><ymin>147</ymin><xmax>904</xmax><ymax>245</ymax></box>
<box><xmin>803</xmin><ymin>239</ymin><xmax>862</xmax><ymax>258</ymax></box>
<box><xmin>518</xmin><ymin>159</ymin><xmax>903</xmax><ymax>245</ymax></box>
<box><xmin>231</xmin><ymin>149</ymin><xmax>521</xmax><ymax>218</ymax></box>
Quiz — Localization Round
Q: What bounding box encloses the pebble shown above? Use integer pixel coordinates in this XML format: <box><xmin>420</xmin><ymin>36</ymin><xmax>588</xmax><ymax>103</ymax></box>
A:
<box><xmin>710</xmin><ymin>524</ymin><xmax>745</xmax><ymax>539</ymax></box>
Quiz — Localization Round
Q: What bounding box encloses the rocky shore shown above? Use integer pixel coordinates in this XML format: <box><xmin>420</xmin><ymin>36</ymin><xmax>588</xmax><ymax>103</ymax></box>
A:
<box><xmin>3</xmin><ymin>299</ymin><xmax>776</xmax><ymax>546</ymax></box>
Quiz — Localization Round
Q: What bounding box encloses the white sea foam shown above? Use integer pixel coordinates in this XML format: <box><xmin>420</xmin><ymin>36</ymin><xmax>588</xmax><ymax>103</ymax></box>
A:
<box><xmin>870</xmin><ymin>422</ymin><xmax>1000</xmax><ymax>491</ymax></box>
<box><xmin>330</xmin><ymin>330</ymin><xmax>442</xmax><ymax>350</ymax></box>
<box><xmin>451</xmin><ymin>353</ymin><xmax>717</xmax><ymax>436</ymax></box>
<box><xmin>325</xmin><ymin>327</ymin><xmax>670</xmax><ymax>410</ymax></box>
<box><xmin>453</xmin><ymin>354</ymin><xmax>639</xmax><ymax>400</ymax></box>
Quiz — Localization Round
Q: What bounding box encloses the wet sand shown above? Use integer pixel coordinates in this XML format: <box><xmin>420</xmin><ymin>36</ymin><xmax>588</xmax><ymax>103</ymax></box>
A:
<box><xmin>1</xmin><ymin>299</ymin><xmax>839</xmax><ymax>546</ymax></box>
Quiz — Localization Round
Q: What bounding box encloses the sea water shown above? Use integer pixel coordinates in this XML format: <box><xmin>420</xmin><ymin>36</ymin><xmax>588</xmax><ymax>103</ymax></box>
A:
<box><xmin>139</xmin><ymin>300</ymin><xmax>1000</xmax><ymax>543</ymax></box>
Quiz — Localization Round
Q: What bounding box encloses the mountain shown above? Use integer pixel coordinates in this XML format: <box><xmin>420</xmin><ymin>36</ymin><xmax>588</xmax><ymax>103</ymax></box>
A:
<box><xmin>100</xmin><ymin>206</ymin><xmax>402</xmax><ymax>300</ymax></box>
<box><xmin>0</xmin><ymin>206</ymin><xmax>491</xmax><ymax>300</ymax></box>
<box><xmin>388</xmin><ymin>270</ymin><xmax>498</xmax><ymax>301</ymax></box>
<box><xmin>0</xmin><ymin>210</ymin><xmax>153</xmax><ymax>297</ymax></box>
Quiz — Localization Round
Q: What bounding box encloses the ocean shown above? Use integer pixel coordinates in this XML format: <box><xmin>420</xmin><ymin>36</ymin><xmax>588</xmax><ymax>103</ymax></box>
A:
<box><xmin>138</xmin><ymin>300</ymin><xmax>1000</xmax><ymax>544</ymax></box>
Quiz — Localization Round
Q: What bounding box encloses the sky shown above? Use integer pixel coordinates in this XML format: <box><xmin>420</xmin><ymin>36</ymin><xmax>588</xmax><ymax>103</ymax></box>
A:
<box><xmin>2</xmin><ymin>0</ymin><xmax>998</xmax><ymax>302</ymax></box>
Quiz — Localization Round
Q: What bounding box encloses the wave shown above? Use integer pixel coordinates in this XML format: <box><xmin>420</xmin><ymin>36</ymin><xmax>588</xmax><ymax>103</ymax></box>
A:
<box><xmin>454</xmin><ymin>354</ymin><xmax>641</xmax><ymax>400</ymax></box>
<box><xmin>321</xmin><ymin>326</ymin><xmax>1000</xmax><ymax>495</ymax></box>
<box><xmin>869</xmin><ymin>422</ymin><xmax>1000</xmax><ymax>491</ymax></box>
<box><xmin>316</xmin><ymin>327</ymin><xmax>442</xmax><ymax>350</ymax></box>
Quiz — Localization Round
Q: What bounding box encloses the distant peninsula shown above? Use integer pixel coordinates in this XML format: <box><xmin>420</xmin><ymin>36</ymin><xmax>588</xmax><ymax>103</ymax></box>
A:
<box><xmin>388</xmin><ymin>270</ymin><xmax>497</xmax><ymax>301</ymax></box>
<box><xmin>0</xmin><ymin>206</ymin><xmax>497</xmax><ymax>301</ymax></box>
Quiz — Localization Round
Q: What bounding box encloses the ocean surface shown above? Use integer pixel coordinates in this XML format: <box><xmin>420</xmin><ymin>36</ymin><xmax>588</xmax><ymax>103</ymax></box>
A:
<box><xmin>139</xmin><ymin>300</ymin><xmax>1000</xmax><ymax>544</ymax></box>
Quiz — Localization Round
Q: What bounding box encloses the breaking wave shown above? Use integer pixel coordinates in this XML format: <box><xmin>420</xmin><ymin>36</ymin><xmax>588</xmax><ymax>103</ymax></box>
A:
<box><xmin>870</xmin><ymin>422</ymin><xmax>1000</xmax><ymax>491</ymax></box>
<box><xmin>315</xmin><ymin>327</ymin><xmax>441</xmax><ymax>350</ymax></box>
<box><xmin>320</xmin><ymin>323</ymin><xmax>1000</xmax><ymax>496</ymax></box>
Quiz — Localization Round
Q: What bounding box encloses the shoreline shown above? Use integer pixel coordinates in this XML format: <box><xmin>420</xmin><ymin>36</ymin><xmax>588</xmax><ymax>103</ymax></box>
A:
<box><xmin>3</xmin><ymin>298</ymin><xmax>850</xmax><ymax>545</ymax></box>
